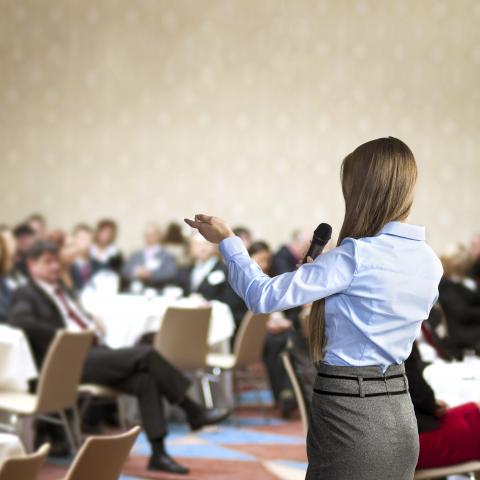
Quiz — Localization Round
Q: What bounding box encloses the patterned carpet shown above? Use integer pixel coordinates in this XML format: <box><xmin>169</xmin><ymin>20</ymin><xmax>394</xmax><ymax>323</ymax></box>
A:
<box><xmin>38</xmin><ymin>394</ymin><xmax>308</xmax><ymax>480</ymax></box>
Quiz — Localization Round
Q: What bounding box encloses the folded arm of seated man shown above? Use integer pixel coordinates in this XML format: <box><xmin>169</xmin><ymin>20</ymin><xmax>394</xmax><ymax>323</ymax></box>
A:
<box><xmin>8</xmin><ymin>239</ymin><xmax>230</xmax><ymax>475</ymax></box>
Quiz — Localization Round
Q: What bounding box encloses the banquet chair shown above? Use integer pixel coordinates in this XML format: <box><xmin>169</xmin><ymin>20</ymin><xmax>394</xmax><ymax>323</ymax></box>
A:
<box><xmin>0</xmin><ymin>331</ymin><xmax>94</xmax><ymax>453</ymax></box>
<box><xmin>280</xmin><ymin>351</ymin><xmax>309</xmax><ymax>436</ymax></box>
<box><xmin>77</xmin><ymin>384</ymin><xmax>130</xmax><ymax>430</ymax></box>
<box><xmin>79</xmin><ymin>306</ymin><xmax>213</xmax><ymax>423</ymax></box>
<box><xmin>0</xmin><ymin>443</ymin><xmax>49</xmax><ymax>480</ymax></box>
<box><xmin>206</xmin><ymin>312</ymin><xmax>269</xmax><ymax>407</ymax></box>
<box><xmin>153</xmin><ymin>306</ymin><xmax>213</xmax><ymax>405</ymax></box>
<box><xmin>62</xmin><ymin>426</ymin><xmax>140</xmax><ymax>480</ymax></box>
<box><xmin>414</xmin><ymin>462</ymin><xmax>480</xmax><ymax>479</ymax></box>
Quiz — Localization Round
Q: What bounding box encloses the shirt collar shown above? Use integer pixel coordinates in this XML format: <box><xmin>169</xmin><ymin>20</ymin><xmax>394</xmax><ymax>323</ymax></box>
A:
<box><xmin>376</xmin><ymin>221</ymin><xmax>425</xmax><ymax>241</ymax></box>
<box><xmin>145</xmin><ymin>245</ymin><xmax>161</xmax><ymax>256</ymax></box>
<box><xmin>194</xmin><ymin>256</ymin><xmax>218</xmax><ymax>271</ymax></box>
<box><xmin>35</xmin><ymin>279</ymin><xmax>58</xmax><ymax>297</ymax></box>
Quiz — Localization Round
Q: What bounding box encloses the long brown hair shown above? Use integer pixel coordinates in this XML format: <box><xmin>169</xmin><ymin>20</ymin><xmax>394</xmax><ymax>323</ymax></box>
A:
<box><xmin>308</xmin><ymin>137</ymin><xmax>418</xmax><ymax>362</ymax></box>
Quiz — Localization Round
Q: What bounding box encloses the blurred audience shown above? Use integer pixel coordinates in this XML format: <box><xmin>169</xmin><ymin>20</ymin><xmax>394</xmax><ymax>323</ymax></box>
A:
<box><xmin>438</xmin><ymin>248</ymin><xmax>480</xmax><ymax>354</ymax></box>
<box><xmin>123</xmin><ymin>223</ymin><xmax>177</xmax><ymax>291</ymax></box>
<box><xmin>0</xmin><ymin>231</ymin><xmax>16</xmax><ymax>322</ymax></box>
<box><xmin>8</xmin><ymin>239</ymin><xmax>230</xmax><ymax>474</ymax></box>
<box><xmin>26</xmin><ymin>213</ymin><xmax>48</xmax><ymax>240</ymax></box>
<box><xmin>5</xmin><ymin>210</ymin><xmax>480</xmax><ymax>461</ymax></box>
<box><xmin>406</xmin><ymin>341</ymin><xmax>480</xmax><ymax>469</ymax></box>
<box><xmin>175</xmin><ymin>232</ymin><xmax>247</xmax><ymax>330</ymax></box>
<box><xmin>248</xmin><ymin>241</ymin><xmax>271</xmax><ymax>272</ymax></box>
<box><xmin>12</xmin><ymin>223</ymin><xmax>36</xmax><ymax>281</ymax></box>
<box><xmin>233</xmin><ymin>226</ymin><xmax>253</xmax><ymax>249</ymax></box>
<box><xmin>69</xmin><ymin>224</ymin><xmax>99</xmax><ymax>293</ymax></box>
<box><xmin>270</xmin><ymin>227</ymin><xmax>312</xmax><ymax>338</ymax></box>
<box><xmin>468</xmin><ymin>233</ymin><xmax>480</xmax><ymax>262</ymax></box>
<box><xmin>271</xmin><ymin>227</ymin><xmax>311</xmax><ymax>275</ymax></box>
<box><xmin>91</xmin><ymin>219</ymin><xmax>123</xmax><ymax>273</ymax></box>
<box><xmin>162</xmin><ymin>221</ymin><xmax>190</xmax><ymax>267</ymax></box>
<box><xmin>249</xmin><ymin>240</ymin><xmax>300</xmax><ymax>418</ymax></box>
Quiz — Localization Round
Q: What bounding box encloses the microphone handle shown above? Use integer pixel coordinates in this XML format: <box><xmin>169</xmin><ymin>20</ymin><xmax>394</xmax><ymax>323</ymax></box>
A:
<box><xmin>302</xmin><ymin>241</ymin><xmax>327</xmax><ymax>264</ymax></box>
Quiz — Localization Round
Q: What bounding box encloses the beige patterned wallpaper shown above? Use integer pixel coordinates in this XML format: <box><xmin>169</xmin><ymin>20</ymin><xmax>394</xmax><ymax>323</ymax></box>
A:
<box><xmin>0</xmin><ymin>0</ymin><xmax>478</xmax><ymax>253</ymax></box>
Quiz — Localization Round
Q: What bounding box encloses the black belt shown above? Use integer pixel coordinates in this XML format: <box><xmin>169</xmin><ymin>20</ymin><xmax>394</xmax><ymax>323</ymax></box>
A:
<box><xmin>313</xmin><ymin>388</ymin><xmax>408</xmax><ymax>398</ymax></box>
<box><xmin>317</xmin><ymin>372</ymin><xmax>405</xmax><ymax>381</ymax></box>
<box><xmin>314</xmin><ymin>372</ymin><xmax>409</xmax><ymax>398</ymax></box>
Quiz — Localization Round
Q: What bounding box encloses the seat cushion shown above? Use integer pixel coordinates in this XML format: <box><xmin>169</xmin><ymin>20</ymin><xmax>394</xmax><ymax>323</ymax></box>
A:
<box><xmin>206</xmin><ymin>353</ymin><xmax>236</xmax><ymax>370</ymax></box>
<box><xmin>78</xmin><ymin>384</ymin><xmax>121</xmax><ymax>398</ymax></box>
<box><xmin>415</xmin><ymin>461</ymin><xmax>480</xmax><ymax>479</ymax></box>
<box><xmin>0</xmin><ymin>392</ymin><xmax>37</xmax><ymax>415</ymax></box>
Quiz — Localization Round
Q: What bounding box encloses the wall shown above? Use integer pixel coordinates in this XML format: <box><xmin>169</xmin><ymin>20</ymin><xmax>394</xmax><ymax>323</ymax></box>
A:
<box><xmin>0</xmin><ymin>0</ymin><xmax>478</xmax><ymax>252</ymax></box>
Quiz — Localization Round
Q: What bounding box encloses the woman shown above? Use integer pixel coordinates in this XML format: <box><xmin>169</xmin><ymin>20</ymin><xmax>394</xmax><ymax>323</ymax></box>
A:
<box><xmin>91</xmin><ymin>219</ymin><xmax>123</xmax><ymax>273</ymax></box>
<box><xmin>248</xmin><ymin>241</ymin><xmax>272</xmax><ymax>273</ymax></box>
<box><xmin>69</xmin><ymin>224</ymin><xmax>99</xmax><ymax>293</ymax></box>
<box><xmin>406</xmin><ymin>341</ymin><xmax>480</xmax><ymax>469</ymax></box>
<box><xmin>162</xmin><ymin>221</ymin><xmax>190</xmax><ymax>267</ymax></box>
<box><xmin>185</xmin><ymin>137</ymin><xmax>443</xmax><ymax>480</ymax></box>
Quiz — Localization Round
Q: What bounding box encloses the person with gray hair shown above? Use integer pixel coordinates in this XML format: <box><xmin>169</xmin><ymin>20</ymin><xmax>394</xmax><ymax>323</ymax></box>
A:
<box><xmin>122</xmin><ymin>222</ymin><xmax>177</xmax><ymax>291</ymax></box>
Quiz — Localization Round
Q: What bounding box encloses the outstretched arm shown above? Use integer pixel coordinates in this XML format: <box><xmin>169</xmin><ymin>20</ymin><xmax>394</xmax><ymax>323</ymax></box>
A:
<box><xmin>184</xmin><ymin>214</ymin><xmax>357</xmax><ymax>313</ymax></box>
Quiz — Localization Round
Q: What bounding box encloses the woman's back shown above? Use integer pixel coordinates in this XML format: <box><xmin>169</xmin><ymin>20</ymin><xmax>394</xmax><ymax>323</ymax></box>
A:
<box><xmin>324</xmin><ymin>221</ymin><xmax>443</xmax><ymax>371</ymax></box>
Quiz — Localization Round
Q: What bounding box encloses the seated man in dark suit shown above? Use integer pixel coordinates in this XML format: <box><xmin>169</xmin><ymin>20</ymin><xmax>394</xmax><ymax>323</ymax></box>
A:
<box><xmin>8</xmin><ymin>240</ymin><xmax>229</xmax><ymax>475</ymax></box>
<box><xmin>174</xmin><ymin>233</ymin><xmax>247</xmax><ymax>332</ymax></box>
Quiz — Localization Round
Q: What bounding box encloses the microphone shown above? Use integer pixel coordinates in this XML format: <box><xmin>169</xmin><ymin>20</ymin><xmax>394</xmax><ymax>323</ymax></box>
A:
<box><xmin>302</xmin><ymin>223</ymin><xmax>332</xmax><ymax>263</ymax></box>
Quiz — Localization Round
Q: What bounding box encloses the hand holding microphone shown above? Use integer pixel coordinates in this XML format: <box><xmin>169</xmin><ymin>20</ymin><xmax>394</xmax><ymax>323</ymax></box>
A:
<box><xmin>301</xmin><ymin>223</ymin><xmax>332</xmax><ymax>265</ymax></box>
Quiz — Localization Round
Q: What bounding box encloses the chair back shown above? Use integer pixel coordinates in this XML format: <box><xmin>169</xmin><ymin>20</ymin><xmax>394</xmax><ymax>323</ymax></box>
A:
<box><xmin>0</xmin><ymin>443</ymin><xmax>50</xmax><ymax>480</ymax></box>
<box><xmin>64</xmin><ymin>426</ymin><xmax>140</xmax><ymax>480</ymax></box>
<box><xmin>233</xmin><ymin>312</ymin><xmax>269</xmax><ymax>367</ymax></box>
<box><xmin>36</xmin><ymin>330</ymin><xmax>94</xmax><ymax>413</ymax></box>
<box><xmin>281</xmin><ymin>351</ymin><xmax>309</xmax><ymax>436</ymax></box>
<box><xmin>153</xmin><ymin>306</ymin><xmax>212</xmax><ymax>370</ymax></box>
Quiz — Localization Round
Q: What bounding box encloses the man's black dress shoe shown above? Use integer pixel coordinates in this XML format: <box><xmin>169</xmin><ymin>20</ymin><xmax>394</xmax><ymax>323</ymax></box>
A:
<box><xmin>187</xmin><ymin>407</ymin><xmax>231</xmax><ymax>431</ymax></box>
<box><xmin>148</xmin><ymin>452</ymin><xmax>189</xmax><ymax>474</ymax></box>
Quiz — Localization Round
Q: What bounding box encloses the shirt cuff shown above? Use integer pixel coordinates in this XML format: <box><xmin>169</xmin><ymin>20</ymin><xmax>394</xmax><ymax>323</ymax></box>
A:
<box><xmin>219</xmin><ymin>236</ymin><xmax>248</xmax><ymax>261</ymax></box>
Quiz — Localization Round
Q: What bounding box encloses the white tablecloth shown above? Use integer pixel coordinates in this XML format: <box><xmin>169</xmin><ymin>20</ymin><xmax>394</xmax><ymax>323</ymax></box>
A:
<box><xmin>424</xmin><ymin>358</ymin><xmax>480</xmax><ymax>407</ymax></box>
<box><xmin>0</xmin><ymin>433</ymin><xmax>25</xmax><ymax>467</ymax></box>
<box><xmin>81</xmin><ymin>292</ymin><xmax>236</xmax><ymax>349</ymax></box>
<box><xmin>0</xmin><ymin>325</ymin><xmax>37</xmax><ymax>392</ymax></box>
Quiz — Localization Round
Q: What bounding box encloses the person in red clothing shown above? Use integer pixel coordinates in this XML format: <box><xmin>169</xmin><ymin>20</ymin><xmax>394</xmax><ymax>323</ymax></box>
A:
<box><xmin>405</xmin><ymin>341</ymin><xmax>480</xmax><ymax>468</ymax></box>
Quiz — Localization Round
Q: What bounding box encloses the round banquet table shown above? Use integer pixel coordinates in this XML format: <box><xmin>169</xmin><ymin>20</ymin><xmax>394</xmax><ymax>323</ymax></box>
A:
<box><xmin>80</xmin><ymin>292</ymin><xmax>236</xmax><ymax>350</ymax></box>
<box><xmin>423</xmin><ymin>357</ymin><xmax>480</xmax><ymax>407</ymax></box>
<box><xmin>0</xmin><ymin>433</ymin><xmax>25</xmax><ymax>468</ymax></box>
<box><xmin>0</xmin><ymin>325</ymin><xmax>37</xmax><ymax>393</ymax></box>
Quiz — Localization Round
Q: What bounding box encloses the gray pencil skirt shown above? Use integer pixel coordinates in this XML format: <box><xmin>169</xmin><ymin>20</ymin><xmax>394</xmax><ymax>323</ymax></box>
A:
<box><xmin>306</xmin><ymin>362</ymin><xmax>419</xmax><ymax>480</ymax></box>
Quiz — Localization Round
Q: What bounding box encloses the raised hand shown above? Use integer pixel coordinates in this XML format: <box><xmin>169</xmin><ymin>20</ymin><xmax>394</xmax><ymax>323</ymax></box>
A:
<box><xmin>184</xmin><ymin>214</ymin><xmax>235</xmax><ymax>244</ymax></box>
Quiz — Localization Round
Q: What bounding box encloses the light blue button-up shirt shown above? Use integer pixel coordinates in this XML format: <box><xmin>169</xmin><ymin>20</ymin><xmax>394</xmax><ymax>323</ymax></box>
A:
<box><xmin>219</xmin><ymin>221</ymin><xmax>443</xmax><ymax>372</ymax></box>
